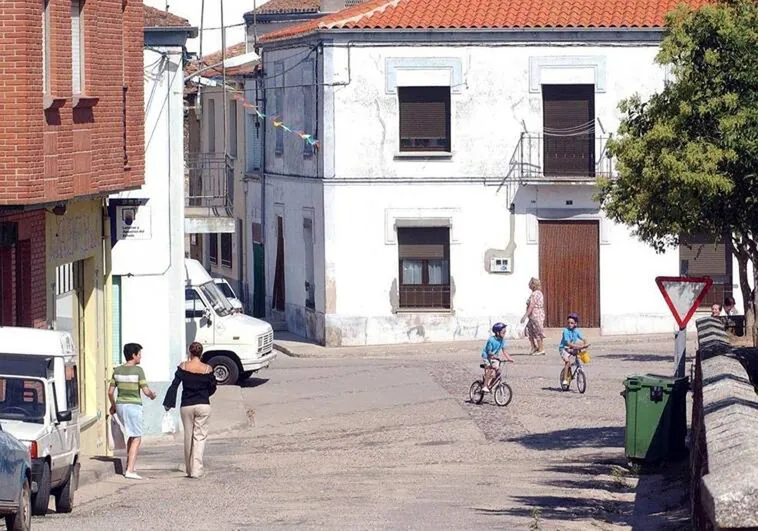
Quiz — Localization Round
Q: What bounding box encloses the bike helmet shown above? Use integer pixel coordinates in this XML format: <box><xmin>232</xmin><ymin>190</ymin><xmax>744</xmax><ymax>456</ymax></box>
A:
<box><xmin>567</xmin><ymin>312</ymin><xmax>580</xmax><ymax>323</ymax></box>
<box><xmin>492</xmin><ymin>322</ymin><xmax>507</xmax><ymax>334</ymax></box>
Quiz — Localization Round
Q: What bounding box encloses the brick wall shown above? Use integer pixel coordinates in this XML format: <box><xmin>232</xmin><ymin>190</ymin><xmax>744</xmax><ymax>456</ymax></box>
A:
<box><xmin>0</xmin><ymin>211</ymin><xmax>47</xmax><ymax>328</ymax></box>
<box><xmin>0</xmin><ymin>0</ymin><xmax>145</xmax><ymax>206</ymax></box>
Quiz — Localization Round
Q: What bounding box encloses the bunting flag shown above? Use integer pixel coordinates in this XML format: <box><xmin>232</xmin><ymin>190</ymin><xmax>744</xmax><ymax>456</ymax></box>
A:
<box><xmin>231</xmin><ymin>91</ymin><xmax>320</xmax><ymax>149</ymax></box>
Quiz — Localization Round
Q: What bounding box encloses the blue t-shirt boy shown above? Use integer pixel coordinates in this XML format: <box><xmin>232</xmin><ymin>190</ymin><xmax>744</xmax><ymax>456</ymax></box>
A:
<box><xmin>482</xmin><ymin>335</ymin><xmax>507</xmax><ymax>361</ymax></box>
<box><xmin>559</xmin><ymin>327</ymin><xmax>584</xmax><ymax>352</ymax></box>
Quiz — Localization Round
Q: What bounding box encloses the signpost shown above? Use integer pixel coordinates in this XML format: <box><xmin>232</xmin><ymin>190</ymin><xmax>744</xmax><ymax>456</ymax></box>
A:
<box><xmin>655</xmin><ymin>276</ymin><xmax>713</xmax><ymax>377</ymax></box>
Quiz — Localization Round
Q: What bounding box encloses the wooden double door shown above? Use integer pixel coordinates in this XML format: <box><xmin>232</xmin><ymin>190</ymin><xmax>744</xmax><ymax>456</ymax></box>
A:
<box><xmin>538</xmin><ymin>220</ymin><xmax>600</xmax><ymax>328</ymax></box>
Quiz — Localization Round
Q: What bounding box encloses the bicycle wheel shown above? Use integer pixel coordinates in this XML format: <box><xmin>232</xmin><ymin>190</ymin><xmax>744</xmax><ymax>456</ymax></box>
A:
<box><xmin>559</xmin><ymin>368</ymin><xmax>570</xmax><ymax>391</ymax></box>
<box><xmin>575</xmin><ymin>368</ymin><xmax>587</xmax><ymax>394</ymax></box>
<box><xmin>493</xmin><ymin>382</ymin><xmax>513</xmax><ymax>406</ymax></box>
<box><xmin>469</xmin><ymin>380</ymin><xmax>485</xmax><ymax>404</ymax></box>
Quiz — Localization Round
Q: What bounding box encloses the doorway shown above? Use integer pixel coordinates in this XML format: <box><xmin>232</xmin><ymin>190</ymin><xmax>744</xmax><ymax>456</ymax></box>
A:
<box><xmin>539</xmin><ymin>220</ymin><xmax>600</xmax><ymax>327</ymax></box>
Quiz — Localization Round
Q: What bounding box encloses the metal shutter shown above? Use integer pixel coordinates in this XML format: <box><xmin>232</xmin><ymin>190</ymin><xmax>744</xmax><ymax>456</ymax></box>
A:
<box><xmin>399</xmin><ymin>87</ymin><xmax>450</xmax><ymax>152</ymax></box>
<box><xmin>542</xmin><ymin>85</ymin><xmax>595</xmax><ymax>177</ymax></box>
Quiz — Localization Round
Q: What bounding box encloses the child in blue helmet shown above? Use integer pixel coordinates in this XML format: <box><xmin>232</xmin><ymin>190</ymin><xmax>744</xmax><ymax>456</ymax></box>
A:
<box><xmin>481</xmin><ymin>322</ymin><xmax>515</xmax><ymax>392</ymax></box>
<box><xmin>559</xmin><ymin>312</ymin><xmax>585</xmax><ymax>386</ymax></box>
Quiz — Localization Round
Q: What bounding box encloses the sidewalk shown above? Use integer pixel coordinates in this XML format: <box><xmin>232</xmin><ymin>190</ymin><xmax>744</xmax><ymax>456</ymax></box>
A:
<box><xmin>77</xmin><ymin>385</ymin><xmax>250</xmax><ymax>488</ymax></box>
<box><xmin>274</xmin><ymin>329</ymin><xmax>677</xmax><ymax>359</ymax></box>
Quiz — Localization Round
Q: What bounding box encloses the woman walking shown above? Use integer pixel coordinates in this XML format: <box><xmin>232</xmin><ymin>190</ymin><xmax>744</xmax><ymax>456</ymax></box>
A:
<box><xmin>521</xmin><ymin>277</ymin><xmax>546</xmax><ymax>355</ymax></box>
<box><xmin>163</xmin><ymin>342</ymin><xmax>217</xmax><ymax>478</ymax></box>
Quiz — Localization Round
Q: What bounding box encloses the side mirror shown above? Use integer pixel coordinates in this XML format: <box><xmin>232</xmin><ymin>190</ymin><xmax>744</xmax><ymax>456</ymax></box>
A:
<box><xmin>204</xmin><ymin>309</ymin><xmax>213</xmax><ymax>325</ymax></box>
<box><xmin>57</xmin><ymin>410</ymin><xmax>73</xmax><ymax>422</ymax></box>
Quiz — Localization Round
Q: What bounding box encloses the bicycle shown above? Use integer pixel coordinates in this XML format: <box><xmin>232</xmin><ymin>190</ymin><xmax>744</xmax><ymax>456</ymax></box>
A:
<box><xmin>469</xmin><ymin>360</ymin><xmax>513</xmax><ymax>406</ymax></box>
<box><xmin>560</xmin><ymin>345</ymin><xmax>590</xmax><ymax>393</ymax></box>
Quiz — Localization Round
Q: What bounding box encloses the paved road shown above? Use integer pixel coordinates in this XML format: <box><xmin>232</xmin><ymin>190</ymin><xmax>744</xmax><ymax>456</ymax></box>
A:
<box><xmin>27</xmin><ymin>339</ymin><xmax>692</xmax><ymax>530</ymax></box>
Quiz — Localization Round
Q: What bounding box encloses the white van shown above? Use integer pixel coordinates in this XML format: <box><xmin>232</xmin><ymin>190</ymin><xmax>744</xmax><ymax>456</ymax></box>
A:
<box><xmin>0</xmin><ymin>327</ymin><xmax>80</xmax><ymax>516</ymax></box>
<box><xmin>184</xmin><ymin>259</ymin><xmax>276</xmax><ymax>385</ymax></box>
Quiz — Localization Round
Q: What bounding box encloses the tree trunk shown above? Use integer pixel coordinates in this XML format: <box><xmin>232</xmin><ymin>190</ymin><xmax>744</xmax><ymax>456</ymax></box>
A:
<box><xmin>730</xmin><ymin>239</ymin><xmax>756</xmax><ymax>345</ymax></box>
<box><xmin>752</xmin><ymin>266</ymin><xmax>758</xmax><ymax>347</ymax></box>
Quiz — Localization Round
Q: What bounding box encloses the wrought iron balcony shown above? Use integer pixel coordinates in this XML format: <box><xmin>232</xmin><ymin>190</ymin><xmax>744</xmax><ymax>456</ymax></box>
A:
<box><xmin>506</xmin><ymin>132</ymin><xmax>615</xmax><ymax>184</ymax></box>
<box><xmin>185</xmin><ymin>153</ymin><xmax>234</xmax><ymax>211</ymax></box>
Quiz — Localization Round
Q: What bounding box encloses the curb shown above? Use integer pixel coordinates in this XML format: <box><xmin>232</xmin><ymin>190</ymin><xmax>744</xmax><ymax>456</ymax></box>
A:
<box><xmin>273</xmin><ymin>343</ymin><xmax>305</xmax><ymax>358</ymax></box>
<box><xmin>78</xmin><ymin>459</ymin><xmax>118</xmax><ymax>489</ymax></box>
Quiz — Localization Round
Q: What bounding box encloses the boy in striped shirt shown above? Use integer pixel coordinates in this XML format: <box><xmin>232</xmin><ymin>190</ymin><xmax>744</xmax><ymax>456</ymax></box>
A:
<box><xmin>108</xmin><ymin>343</ymin><xmax>156</xmax><ymax>480</ymax></box>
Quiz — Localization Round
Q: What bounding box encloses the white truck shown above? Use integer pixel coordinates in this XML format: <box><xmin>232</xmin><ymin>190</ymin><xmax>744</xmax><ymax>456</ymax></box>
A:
<box><xmin>0</xmin><ymin>327</ymin><xmax>81</xmax><ymax>517</ymax></box>
<box><xmin>184</xmin><ymin>258</ymin><xmax>276</xmax><ymax>385</ymax></box>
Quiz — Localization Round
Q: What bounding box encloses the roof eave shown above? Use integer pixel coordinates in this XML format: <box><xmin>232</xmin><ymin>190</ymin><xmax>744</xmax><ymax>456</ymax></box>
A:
<box><xmin>260</xmin><ymin>26</ymin><xmax>667</xmax><ymax>47</ymax></box>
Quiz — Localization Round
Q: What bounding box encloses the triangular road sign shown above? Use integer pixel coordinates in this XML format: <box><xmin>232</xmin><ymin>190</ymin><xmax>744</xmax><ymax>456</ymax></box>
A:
<box><xmin>655</xmin><ymin>276</ymin><xmax>713</xmax><ymax>329</ymax></box>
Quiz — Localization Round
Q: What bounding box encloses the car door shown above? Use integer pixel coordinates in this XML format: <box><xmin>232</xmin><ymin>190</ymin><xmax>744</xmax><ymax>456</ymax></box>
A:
<box><xmin>0</xmin><ymin>425</ymin><xmax>21</xmax><ymax>503</ymax></box>
<box><xmin>185</xmin><ymin>288</ymin><xmax>214</xmax><ymax>346</ymax></box>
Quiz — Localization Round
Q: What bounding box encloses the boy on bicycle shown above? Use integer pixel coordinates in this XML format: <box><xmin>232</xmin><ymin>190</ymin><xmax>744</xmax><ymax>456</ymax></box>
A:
<box><xmin>559</xmin><ymin>312</ymin><xmax>585</xmax><ymax>386</ymax></box>
<box><xmin>481</xmin><ymin>322</ymin><xmax>514</xmax><ymax>392</ymax></box>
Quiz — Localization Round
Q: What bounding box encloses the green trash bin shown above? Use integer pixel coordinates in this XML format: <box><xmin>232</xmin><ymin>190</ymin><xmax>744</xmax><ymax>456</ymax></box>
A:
<box><xmin>622</xmin><ymin>374</ymin><xmax>688</xmax><ymax>463</ymax></box>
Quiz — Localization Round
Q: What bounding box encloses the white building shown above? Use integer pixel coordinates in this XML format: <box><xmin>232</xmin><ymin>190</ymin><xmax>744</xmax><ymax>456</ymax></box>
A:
<box><xmin>108</xmin><ymin>9</ymin><xmax>197</xmax><ymax>432</ymax></box>
<box><xmin>257</xmin><ymin>0</ymin><xmax>741</xmax><ymax>346</ymax></box>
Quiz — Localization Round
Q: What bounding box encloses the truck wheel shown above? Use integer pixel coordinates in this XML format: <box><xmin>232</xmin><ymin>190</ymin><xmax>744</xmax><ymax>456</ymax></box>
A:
<box><xmin>208</xmin><ymin>356</ymin><xmax>239</xmax><ymax>386</ymax></box>
<box><xmin>31</xmin><ymin>462</ymin><xmax>51</xmax><ymax>516</ymax></box>
<box><xmin>5</xmin><ymin>477</ymin><xmax>31</xmax><ymax>531</ymax></box>
<box><xmin>53</xmin><ymin>464</ymin><xmax>76</xmax><ymax>513</ymax></box>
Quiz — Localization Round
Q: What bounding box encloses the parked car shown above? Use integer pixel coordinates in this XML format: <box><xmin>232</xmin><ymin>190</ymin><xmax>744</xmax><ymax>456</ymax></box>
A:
<box><xmin>0</xmin><ymin>424</ymin><xmax>32</xmax><ymax>530</ymax></box>
<box><xmin>185</xmin><ymin>259</ymin><xmax>276</xmax><ymax>385</ymax></box>
<box><xmin>213</xmin><ymin>277</ymin><xmax>244</xmax><ymax>313</ymax></box>
<box><xmin>0</xmin><ymin>328</ymin><xmax>81</xmax><ymax>517</ymax></box>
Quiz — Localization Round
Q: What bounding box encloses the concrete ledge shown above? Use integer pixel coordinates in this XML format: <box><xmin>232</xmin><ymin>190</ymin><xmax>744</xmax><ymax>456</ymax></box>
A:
<box><xmin>699</xmin><ymin>354</ymin><xmax>758</xmax><ymax>529</ymax></box>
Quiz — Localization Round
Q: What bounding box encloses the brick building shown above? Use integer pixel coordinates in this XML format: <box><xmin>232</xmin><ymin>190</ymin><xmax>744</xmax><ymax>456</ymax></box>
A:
<box><xmin>0</xmin><ymin>0</ymin><xmax>145</xmax><ymax>455</ymax></box>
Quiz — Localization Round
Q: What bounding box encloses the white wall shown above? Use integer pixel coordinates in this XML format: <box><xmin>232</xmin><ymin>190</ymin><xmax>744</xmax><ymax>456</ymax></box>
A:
<box><xmin>111</xmin><ymin>46</ymin><xmax>187</xmax><ymax>378</ymax></box>
<box><xmin>261</xmin><ymin>38</ymin><xmax>737</xmax><ymax>345</ymax></box>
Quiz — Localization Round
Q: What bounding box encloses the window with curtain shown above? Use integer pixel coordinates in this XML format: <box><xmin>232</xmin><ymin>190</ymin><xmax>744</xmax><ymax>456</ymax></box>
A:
<box><xmin>274</xmin><ymin>62</ymin><xmax>284</xmax><ymax>155</ymax></box>
<box><xmin>397</xmin><ymin>227</ymin><xmax>451</xmax><ymax>309</ymax></box>
<box><xmin>71</xmin><ymin>0</ymin><xmax>84</xmax><ymax>94</ymax></box>
<box><xmin>207</xmin><ymin>98</ymin><xmax>216</xmax><ymax>153</ymax></box>
<box><xmin>229</xmin><ymin>100</ymin><xmax>238</xmax><ymax>157</ymax></box>
<box><xmin>398</xmin><ymin>87</ymin><xmax>451</xmax><ymax>152</ymax></box>
<box><xmin>43</xmin><ymin>0</ymin><xmax>50</xmax><ymax>94</ymax></box>
<box><xmin>209</xmin><ymin>234</ymin><xmax>218</xmax><ymax>264</ymax></box>
<box><xmin>220</xmin><ymin>233</ymin><xmax>232</xmax><ymax>267</ymax></box>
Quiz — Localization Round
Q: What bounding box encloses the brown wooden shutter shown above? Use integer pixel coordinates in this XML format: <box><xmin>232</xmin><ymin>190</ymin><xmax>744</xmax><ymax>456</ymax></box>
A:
<box><xmin>543</xmin><ymin>85</ymin><xmax>595</xmax><ymax>177</ymax></box>
<box><xmin>399</xmin><ymin>87</ymin><xmax>450</xmax><ymax>152</ymax></box>
<box><xmin>398</xmin><ymin>228</ymin><xmax>449</xmax><ymax>259</ymax></box>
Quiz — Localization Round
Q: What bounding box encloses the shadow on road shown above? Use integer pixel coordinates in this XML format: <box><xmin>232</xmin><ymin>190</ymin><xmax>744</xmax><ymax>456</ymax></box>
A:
<box><xmin>475</xmin><ymin>494</ymin><xmax>633</xmax><ymax>526</ymax></box>
<box><xmin>505</xmin><ymin>426</ymin><xmax>624</xmax><ymax>450</ymax></box>
<box><xmin>239</xmin><ymin>377</ymin><xmax>270</xmax><ymax>389</ymax></box>
<box><xmin>602</xmin><ymin>353</ymin><xmax>675</xmax><ymax>363</ymax></box>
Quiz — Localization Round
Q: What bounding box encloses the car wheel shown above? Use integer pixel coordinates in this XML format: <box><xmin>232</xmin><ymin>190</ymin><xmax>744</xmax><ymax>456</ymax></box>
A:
<box><xmin>5</xmin><ymin>477</ymin><xmax>31</xmax><ymax>531</ymax></box>
<box><xmin>208</xmin><ymin>355</ymin><xmax>239</xmax><ymax>386</ymax></box>
<box><xmin>53</xmin><ymin>464</ymin><xmax>76</xmax><ymax>513</ymax></box>
<box><xmin>31</xmin><ymin>462</ymin><xmax>51</xmax><ymax>516</ymax></box>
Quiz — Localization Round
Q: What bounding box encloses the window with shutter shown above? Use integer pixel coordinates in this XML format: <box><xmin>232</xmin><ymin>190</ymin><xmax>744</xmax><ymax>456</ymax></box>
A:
<box><xmin>207</xmin><ymin>99</ymin><xmax>216</xmax><ymax>153</ymax></box>
<box><xmin>220</xmin><ymin>233</ymin><xmax>232</xmax><ymax>267</ymax></box>
<box><xmin>398</xmin><ymin>87</ymin><xmax>451</xmax><ymax>152</ymax></box>
<box><xmin>542</xmin><ymin>85</ymin><xmax>595</xmax><ymax>177</ymax></box>
<box><xmin>229</xmin><ymin>100</ymin><xmax>238</xmax><ymax>157</ymax></box>
<box><xmin>302</xmin><ymin>62</ymin><xmax>314</xmax><ymax>157</ymax></box>
<box><xmin>397</xmin><ymin>227</ymin><xmax>451</xmax><ymax>309</ymax></box>
<box><xmin>679</xmin><ymin>233</ymin><xmax>732</xmax><ymax>308</ymax></box>
<box><xmin>274</xmin><ymin>62</ymin><xmax>284</xmax><ymax>156</ymax></box>
<box><xmin>71</xmin><ymin>0</ymin><xmax>83</xmax><ymax>94</ymax></box>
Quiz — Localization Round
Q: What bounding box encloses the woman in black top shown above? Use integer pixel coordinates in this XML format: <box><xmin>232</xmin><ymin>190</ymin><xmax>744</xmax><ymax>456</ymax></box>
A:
<box><xmin>163</xmin><ymin>342</ymin><xmax>217</xmax><ymax>478</ymax></box>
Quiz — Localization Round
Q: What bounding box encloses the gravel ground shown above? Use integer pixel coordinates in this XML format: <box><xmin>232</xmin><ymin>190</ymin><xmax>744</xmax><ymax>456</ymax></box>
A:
<box><xmin>22</xmin><ymin>337</ymin><xmax>693</xmax><ymax>531</ymax></box>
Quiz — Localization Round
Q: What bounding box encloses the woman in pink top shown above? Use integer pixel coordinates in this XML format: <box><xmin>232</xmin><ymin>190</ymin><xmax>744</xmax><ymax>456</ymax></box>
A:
<box><xmin>521</xmin><ymin>277</ymin><xmax>546</xmax><ymax>355</ymax></box>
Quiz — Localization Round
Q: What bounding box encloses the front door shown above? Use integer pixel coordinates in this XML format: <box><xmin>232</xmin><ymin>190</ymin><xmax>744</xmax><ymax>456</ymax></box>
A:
<box><xmin>539</xmin><ymin>220</ymin><xmax>600</xmax><ymax>327</ymax></box>
<box><xmin>185</xmin><ymin>288</ymin><xmax>214</xmax><ymax>346</ymax></box>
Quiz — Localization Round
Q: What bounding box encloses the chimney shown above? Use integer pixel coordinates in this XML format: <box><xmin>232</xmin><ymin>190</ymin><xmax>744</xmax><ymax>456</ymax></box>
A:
<box><xmin>320</xmin><ymin>0</ymin><xmax>346</xmax><ymax>13</ymax></box>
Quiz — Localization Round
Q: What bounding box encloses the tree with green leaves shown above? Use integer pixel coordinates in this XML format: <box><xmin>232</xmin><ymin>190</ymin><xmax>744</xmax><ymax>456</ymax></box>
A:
<box><xmin>598</xmin><ymin>0</ymin><xmax>758</xmax><ymax>341</ymax></box>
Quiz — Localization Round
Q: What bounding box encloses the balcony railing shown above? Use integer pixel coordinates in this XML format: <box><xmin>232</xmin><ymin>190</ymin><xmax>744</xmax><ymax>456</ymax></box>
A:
<box><xmin>507</xmin><ymin>132</ymin><xmax>615</xmax><ymax>184</ymax></box>
<box><xmin>185</xmin><ymin>153</ymin><xmax>234</xmax><ymax>210</ymax></box>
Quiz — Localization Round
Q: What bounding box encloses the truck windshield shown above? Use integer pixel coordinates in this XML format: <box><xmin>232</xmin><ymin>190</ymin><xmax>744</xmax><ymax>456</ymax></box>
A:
<box><xmin>0</xmin><ymin>377</ymin><xmax>46</xmax><ymax>424</ymax></box>
<box><xmin>215</xmin><ymin>281</ymin><xmax>235</xmax><ymax>299</ymax></box>
<box><xmin>199</xmin><ymin>281</ymin><xmax>234</xmax><ymax>317</ymax></box>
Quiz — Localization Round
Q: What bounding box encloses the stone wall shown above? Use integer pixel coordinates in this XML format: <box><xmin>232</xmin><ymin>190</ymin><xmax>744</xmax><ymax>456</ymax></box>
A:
<box><xmin>692</xmin><ymin>317</ymin><xmax>758</xmax><ymax>530</ymax></box>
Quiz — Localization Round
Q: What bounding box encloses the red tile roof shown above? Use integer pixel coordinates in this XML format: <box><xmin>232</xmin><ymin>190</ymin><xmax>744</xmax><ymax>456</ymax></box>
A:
<box><xmin>144</xmin><ymin>6</ymin><xmax>192</xmax><ymax>28</ymax></box>
<box><xmin>261</xmin><ymin>0</ymin><xmax>710</xmax><ymax>42</ymax></box>
<box><xmin>253</xmin><ymin>0</ymin><xmax>320</xmax><ymax>15</ymax></box>
<box><xmin>185</xmin><ymin>42</ymin><xmax>258</xmax><ymax>78</ymax></box>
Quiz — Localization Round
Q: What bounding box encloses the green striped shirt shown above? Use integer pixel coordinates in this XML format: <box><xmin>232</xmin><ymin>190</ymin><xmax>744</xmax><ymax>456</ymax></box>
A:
<box><xmin>110</xmin><ymin>365</ymin><xmax>147</xmax><ymax>405</ymax></box>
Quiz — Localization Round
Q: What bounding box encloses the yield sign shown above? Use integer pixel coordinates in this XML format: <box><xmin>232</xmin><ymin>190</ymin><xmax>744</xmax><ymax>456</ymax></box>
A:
<box><xmin>655</xmin><ymin>276</ymin><xmax>713</xmax><ymax>329</ymax></box>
